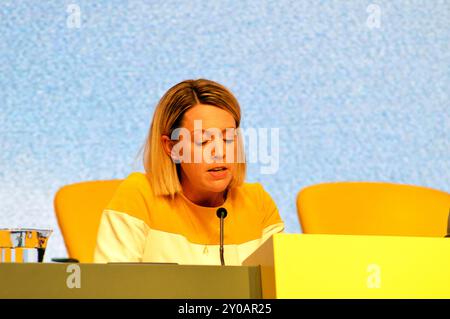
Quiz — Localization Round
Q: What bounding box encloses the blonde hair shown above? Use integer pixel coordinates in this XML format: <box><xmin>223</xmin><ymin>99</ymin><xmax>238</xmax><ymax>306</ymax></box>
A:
<box><xmin>143</xmin><ymin>79</ymin><xmax>246</xmax><ymax>197</ymax></box>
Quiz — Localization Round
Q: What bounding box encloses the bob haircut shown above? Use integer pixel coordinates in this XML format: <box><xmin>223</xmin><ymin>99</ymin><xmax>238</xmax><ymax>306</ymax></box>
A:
<box><xmin>143</xmin><ymin>79</ymin><xmax>246</xmax><ymax>197</ymax></box>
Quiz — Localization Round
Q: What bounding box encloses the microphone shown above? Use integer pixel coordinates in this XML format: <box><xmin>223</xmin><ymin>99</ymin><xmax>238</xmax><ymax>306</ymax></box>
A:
<box><xmin>216</xmin><ymin>207</ymin><xmax>228</xmax><ymax>266</ymax></box>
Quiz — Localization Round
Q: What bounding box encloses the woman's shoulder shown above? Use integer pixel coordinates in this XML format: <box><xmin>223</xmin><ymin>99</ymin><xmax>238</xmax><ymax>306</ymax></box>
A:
<box><xmin>104</xmin><ymin>172</ymin><xmax>154</xmax><ymax>223</ymax></box>
<box><xmin>238</xmin><ymin>182</ymin><xmax>283</xmax><ymax>228</ymax></box>
<box><xmin>107</xmin><ymin>172</ymin><xmax>154</xmax><ymax>207</ymax></box>
<box><xmin>235</xmin><ymin>181</ymin><xmax>263</xmax><ymax>191</ymax></box>
<box><xmin>122</xmin><ymin>171</ymin><xmax>149</xmax><ymax>183</ymax></box>
<box><xmin>232</xmin><ymin>181</ymin><xmax>271</xmax><ymax>202</ymax></box>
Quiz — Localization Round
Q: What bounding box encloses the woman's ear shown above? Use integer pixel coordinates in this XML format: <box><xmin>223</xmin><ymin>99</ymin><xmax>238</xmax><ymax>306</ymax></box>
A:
<box><xmin>161</xmin><ymin>135</ymin><xmax>180</xmax><ymax>163</ymax></box>
<box><xmin>161</xmin><ymin>135</ymin><xmax>173</xmax><ymax>156</ymax></box>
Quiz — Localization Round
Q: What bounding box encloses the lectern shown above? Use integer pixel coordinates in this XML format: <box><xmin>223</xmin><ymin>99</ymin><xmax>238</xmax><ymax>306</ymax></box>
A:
<box><xmin>0</xmin><ymin>263</ymin><xmax>261</xmax><ymax>299</ymax></box>
<box><xmin>243</xmin><ymin>233</ymin><xmax>450</xmax><ymax>298</ymax></box>
<box><xmin>2</xmin><ymin>234</ymin><xmax>450</xmax><ymax>299</ymax></box>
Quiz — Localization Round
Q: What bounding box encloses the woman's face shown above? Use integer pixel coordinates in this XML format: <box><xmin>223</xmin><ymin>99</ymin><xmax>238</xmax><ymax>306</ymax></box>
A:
<box><xmin>165</xmin><ymin>104</ymin><xmax>238</xmax><ymax>195</ymax></box>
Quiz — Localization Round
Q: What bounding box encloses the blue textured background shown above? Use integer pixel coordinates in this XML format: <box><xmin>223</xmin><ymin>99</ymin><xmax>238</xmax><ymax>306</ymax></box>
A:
<box><xmin>1</xmin><ymin>1</ymin><xmax>449</xmax><ymax>260</ymax></box>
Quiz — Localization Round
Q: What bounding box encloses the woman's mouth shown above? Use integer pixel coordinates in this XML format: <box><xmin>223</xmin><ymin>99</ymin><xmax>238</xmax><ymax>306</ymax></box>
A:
<box><xmin>207</xmin><ymin>167</ymin><xmax>228</xmax><ymax>179</ymax></box>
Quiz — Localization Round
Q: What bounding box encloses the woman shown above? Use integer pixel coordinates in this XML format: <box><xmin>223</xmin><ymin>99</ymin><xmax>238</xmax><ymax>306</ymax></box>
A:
<box><xmin>94</xmin><ymin>79</ymin><xmax>284</xmax><ymax>265</ymax></box>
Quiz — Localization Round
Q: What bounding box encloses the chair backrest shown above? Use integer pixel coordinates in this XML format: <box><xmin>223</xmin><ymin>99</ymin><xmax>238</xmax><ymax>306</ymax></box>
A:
<box><xmin>54</xmin><ymin>180</ymin><xmax>123</xmax><ymax>262</ymax></box>
<box><xmin>297</xmin><ymin>182</ymin><xmax>450</xmax><ymax>237</ymax></box>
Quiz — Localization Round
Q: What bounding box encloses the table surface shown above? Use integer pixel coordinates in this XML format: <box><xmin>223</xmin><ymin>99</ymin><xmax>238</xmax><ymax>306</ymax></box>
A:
<box><xmin>0</xmin><ymin>263</ymin><xmax>262</xmax><ymax>299</ymax></box>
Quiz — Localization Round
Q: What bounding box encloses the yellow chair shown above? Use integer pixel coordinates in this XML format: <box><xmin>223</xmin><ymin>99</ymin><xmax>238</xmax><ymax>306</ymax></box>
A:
<box><xmin>297</xmin><ymin>182</ymin><xmax>450</xmax><ymax>237</ymax></box>
<box><xmin>54</xmin><ymin>180</ymin><xmax>123</xmax><ymax>263</ymax></box>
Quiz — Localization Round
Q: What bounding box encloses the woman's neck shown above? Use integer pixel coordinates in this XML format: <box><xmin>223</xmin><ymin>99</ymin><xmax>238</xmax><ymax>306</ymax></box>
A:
<box><xmin>180</xmin><ymin>179</ymin><xmax>227</xmax><ymax>207</ymax></box>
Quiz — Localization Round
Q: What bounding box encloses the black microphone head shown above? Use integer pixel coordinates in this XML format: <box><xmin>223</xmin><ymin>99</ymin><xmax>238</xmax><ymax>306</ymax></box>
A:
<box><xmin>216</xmin><ymin>207</ymin><xmax>228</xmax><ymax>219</ymax></box>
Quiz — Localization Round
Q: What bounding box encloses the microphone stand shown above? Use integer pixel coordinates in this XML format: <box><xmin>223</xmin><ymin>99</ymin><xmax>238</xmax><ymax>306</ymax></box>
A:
<box><xmin>216</xmin><ymin>207</ymin><xmax>228</xmax><ymax>266</ymax></box>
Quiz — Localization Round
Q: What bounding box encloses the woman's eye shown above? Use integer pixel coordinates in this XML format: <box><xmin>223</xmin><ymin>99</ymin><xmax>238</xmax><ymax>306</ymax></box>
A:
<box><xmin>196</xmin><ymin>140</ymin><xmax>208</xmax><ymax>145</ymax></box>
<box><xmin>195</xmin><ymin>138</ymin><xmax>234</xmax><ymax>145</ymax></box>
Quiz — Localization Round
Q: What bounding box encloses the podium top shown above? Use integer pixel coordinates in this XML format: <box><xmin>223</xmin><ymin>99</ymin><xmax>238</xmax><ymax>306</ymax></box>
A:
<box><xmin>244</xmin><ymin>233</ymin><xmax>450</xmax><ymax>298</ymax></box>
<box><xmin>0</xmin><ymin>263</ymin><xmax>261</xmax><ymax>299</ymax></box>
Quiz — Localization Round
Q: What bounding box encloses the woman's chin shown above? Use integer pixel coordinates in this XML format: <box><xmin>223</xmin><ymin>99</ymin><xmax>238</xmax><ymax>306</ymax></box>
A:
<box><xmin>204</xmin><ymin>178</ymin><xmax>231</xmax><ymax>193</ymax></box>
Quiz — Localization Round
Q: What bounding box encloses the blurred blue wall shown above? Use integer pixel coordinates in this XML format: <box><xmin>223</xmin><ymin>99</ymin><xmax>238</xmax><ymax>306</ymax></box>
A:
<box><xmin>1</xmin><ymin>1</ymin><xmax>449</xmax><ymax>259</ymax></box>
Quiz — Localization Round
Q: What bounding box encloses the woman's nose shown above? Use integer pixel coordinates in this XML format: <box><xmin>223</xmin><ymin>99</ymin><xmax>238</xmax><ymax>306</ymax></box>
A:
<box><xmin>211</xmin><ymin>140</ymin><xmax>225</xmax><ymax>161</ymax></box>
